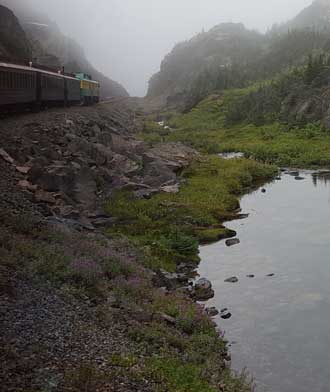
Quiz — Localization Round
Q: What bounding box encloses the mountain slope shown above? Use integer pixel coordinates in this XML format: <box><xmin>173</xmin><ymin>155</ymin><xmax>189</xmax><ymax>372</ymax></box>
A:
<box><xmin>279</xmin><ymin>0</ymin><xmax>330</xmax><ymax>32</ymax></box>
<box><xmin>0</xmin><ymin>5</ymin><xmax>31</xmax><ymax>62</ymax></box>
<box><xmin>0</xmin><ymin>1</ymin><xmax>129</xmax><ymax>98</ymax></box>
<box><xmin>148</xmin><ymin>1</ymin><xmax>330</xmax><ymax>110</ymax></box>
<box><xmin>148</xmin><ymin>23</ymin><xmax>264</xmax><ymax>107</ymax></box>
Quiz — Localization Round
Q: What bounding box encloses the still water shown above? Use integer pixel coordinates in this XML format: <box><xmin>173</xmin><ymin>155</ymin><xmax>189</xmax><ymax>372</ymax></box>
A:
<box><xmin>199</xmin><ymin>171</ymin><xmax>330</xmax><ymax>392</ymax></box>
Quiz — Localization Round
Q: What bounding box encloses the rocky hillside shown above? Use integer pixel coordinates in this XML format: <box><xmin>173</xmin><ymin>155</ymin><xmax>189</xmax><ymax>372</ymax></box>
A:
<box><xmin>0</xmin><ymin>101</ymin><xmax>197</xmax><ymax>226</ymax></box>
<box><xmin>148</xmin><ymin>23</ymin><xmax>264</xmax><ymax>108</ymax></box>
<box><xmin>277</xmin><ymin>0</ymin><xmax>330</xmax><ymax>32</ymax></box>
<box><xmin>148</xmin><ymin>0</ymin><xmax>330</xmax><ymax>110</ymax></box>
<box><xmin>0</xmin><ymin>1</ymin><xmax>128</xmax><ymax>98</ymax></box>
<box><xmin>0</xmin><ymin>5</ymin><xmax>31</xmax><ymax>62</ymax></box>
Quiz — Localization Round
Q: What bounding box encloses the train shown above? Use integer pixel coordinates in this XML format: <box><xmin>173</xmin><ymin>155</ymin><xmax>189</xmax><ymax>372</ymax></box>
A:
<box><xmin>0</xmin><ymin>62</ymin><xmax>100</xmax><ymax>112</ymax></box>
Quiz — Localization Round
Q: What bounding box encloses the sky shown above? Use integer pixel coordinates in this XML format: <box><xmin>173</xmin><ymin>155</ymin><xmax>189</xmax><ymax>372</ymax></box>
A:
<box><xmin>15</xmin><ymin>0</ymin><xmax>313</xmax><ymax>96</ymax></box>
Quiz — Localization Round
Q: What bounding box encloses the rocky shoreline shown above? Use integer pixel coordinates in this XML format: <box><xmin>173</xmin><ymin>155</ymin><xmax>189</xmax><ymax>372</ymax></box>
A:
<box><xmin>0</xmin><ymin>100</ymin><xmax>275</xmax><ymax>392</ymax></box>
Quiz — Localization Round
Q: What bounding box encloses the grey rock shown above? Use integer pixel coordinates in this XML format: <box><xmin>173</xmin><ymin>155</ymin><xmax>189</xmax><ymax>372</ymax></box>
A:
<box><xmin>224</xmin><ymin>277</ymin><xmax>239</xmax><ymax>283</ymax></box>
<box><xmin>193</xmin><ymin>278</ymin><xmax>214</xmax><ymax>301</ymax></box>
<box><xmin>220</xmin><ymin>310</ymin><xmax>232</xmax><ymax>320</ymax></box>
<box><xmin>225</xmin><ymin>238</ymin><xmax>240</xmax><ymax>247</ymax></box>
<box><xmin>206</xmin><ymin>307</ymin><xmax>219</xmax><ymax>317</ymax></box>
<box><xmin>153</xmin><ymin>269</ymin><xmax>188</xmax><ymax>290</ymax></box>
<box><xmin>288</xmin><ymin>171</ymin><xmax>299</xmax><ymax>176</ymax></box>
<box><xmin>158</xmin><ymin>313</ymin><xmax>176</xmax><ymax>325</ymax></box>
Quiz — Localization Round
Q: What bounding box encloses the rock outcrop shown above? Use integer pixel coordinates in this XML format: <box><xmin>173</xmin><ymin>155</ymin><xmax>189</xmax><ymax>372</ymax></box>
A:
<box><xmin>0</xmin><ymin>100</ymin><xmax>198</xmax><ymax>228</ymax></box>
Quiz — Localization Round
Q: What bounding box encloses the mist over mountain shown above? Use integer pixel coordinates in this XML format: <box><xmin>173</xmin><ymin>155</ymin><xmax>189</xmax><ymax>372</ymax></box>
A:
<box><xmin>0</xmin><ymin>0</ymin><xmax>129</xmax><ymax>98</ymax></box>
<box><xmin>147</xmin><ymin>0</ymin><xmax>330</xmax><ymax>109</ymax></box>
<box><xmin>277</xmin><ymin>0</ymin><xmax>330</xmax><ymax>31</ymax></box>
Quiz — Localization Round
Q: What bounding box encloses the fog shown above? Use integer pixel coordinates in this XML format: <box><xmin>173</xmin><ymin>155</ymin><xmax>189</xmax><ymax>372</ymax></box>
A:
<box><xmin>10</xmin><ymin>0</ymin><xmax>313</xmax><ymax>96</ymax></box>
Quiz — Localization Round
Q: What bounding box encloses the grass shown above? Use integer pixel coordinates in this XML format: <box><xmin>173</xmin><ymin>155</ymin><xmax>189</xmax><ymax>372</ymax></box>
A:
<box><xmin>105</xmin><ymin>155</ymin><xmax>276</xmax><ymax>271</ymax></box>
<box><xmin>138</xmin><ymin>91</ymin><xmax>330</xmax><ymax>168</ymax></box>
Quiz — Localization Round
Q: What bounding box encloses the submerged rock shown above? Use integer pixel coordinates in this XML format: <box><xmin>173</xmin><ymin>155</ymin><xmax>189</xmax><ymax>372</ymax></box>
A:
<box><xmin>220</xmin><ymin>309</ymin><xmax>232</xmax><ymax>320</ymax></box>
<box><xmin>224</xmin><ymin>277</ymin><xmax>239</xmax><ymax>283</ymax></box>
<box><xmin>206</xmin><ymin>307</ymin><xmax>219</xmax><ymax>317</ymax></box>
<box><xmin>225</xmin><ymin>238</ymin><xmax>240</xmax><ymax>247</ymax></box>
<box><xmin>288</xmin><ymin>171</ymin><xmax>299</xmax><ymax>176</ymax></box>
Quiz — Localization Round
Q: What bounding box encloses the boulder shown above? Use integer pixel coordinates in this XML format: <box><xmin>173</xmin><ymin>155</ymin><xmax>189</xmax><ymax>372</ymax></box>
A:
<box><xmin>193</xmin><ymin>278</ymin><xmax>214</xmax><ymax>301</ymax></box>
<box><xmin>0</xmin><ymin>148</ymin><xmax>14</xmax><ymax>164</ymax></box>
<box><xmin>71</xmin><ymin>166</ymin><xmax>97</xmax><ymax>208</ymax></box>
<box><xmin>15</xmin><ymin>166</ymin><xmax>31</xmax><ymax>174</ymax></box>
<box><xmin>224</xmin><ymin>277</ymin><xmax>239</xmax><ymax>283</ymax></box>
<box><xmin>288</xmin><ymin>171</ymin><xmax>299</xmax><ymax>176</ymax></box>
<box><xmin>220</xmin><ymin>309</ymin><xmax>232</xmax><ymax>320</ymax></box>
<box><xmin>153</xmin><ymin>269</ymin><xmax>188</xmax><ymax>290</ymax></box>
<box><xmin>142</xmin><ymin>160</ymin><xmax>176</xmax><ymax>187</ymax></box>
<box><xmin>18</xmin><ymin>180</ymin><xmax>38</xmax><ymax>192</ymax></box>
<box><xmin>29</xmin><ymin>165</ymin><xmax>75</xmax><ymax>193</ymax></box>
<box><xmin>158</xmin><ymin>313</ymin><xmax>176</xmax><ymax>325</ymax></box>
<box><xmin>34</xmin><ymin>189</ymin><xmax>56</xmax><ymax>204</ymax></box>
<box><xmin>225</xmin><ymin>238</ymin><xmax>240</xmax><ymax>247</ymax></box>
<box><xmin>206</xmin><ymin>307</ymin><xmax>219</xmax><ymax>317</ymax></box>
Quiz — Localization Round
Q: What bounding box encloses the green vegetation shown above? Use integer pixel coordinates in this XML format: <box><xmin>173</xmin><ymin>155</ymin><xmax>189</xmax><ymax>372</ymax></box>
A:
<box><xmin>0</xmin><ymin>206</ymin><xmax>259</xmax><ymax>391</ymax></box>
<box><xmin>106</xmin><ymin>155</ymin><xmax>276</xmax><ymax>271</ymax></box>
<box><xmin>140</xmin><ymin>82</ymin><xmax>330</xmax><ymax>168</ymax></box>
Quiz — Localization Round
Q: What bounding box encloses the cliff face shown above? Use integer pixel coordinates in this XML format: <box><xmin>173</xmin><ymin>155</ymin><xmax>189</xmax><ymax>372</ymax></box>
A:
<box><xmin>0</xmin><ymin>5</ymin><xmax>31</xmax><ymax>62</ymax></box>
<box><xmin>0</xmin><ymin>1</ymin><xmax>129</xmax><ymax>98</ymax></box>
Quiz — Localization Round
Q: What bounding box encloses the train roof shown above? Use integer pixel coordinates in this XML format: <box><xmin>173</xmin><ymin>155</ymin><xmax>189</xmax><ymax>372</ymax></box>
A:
<box><xmin>0</xmin><ymin>62</ymin><xmax>79</xmax><ymax>81</ymax></box>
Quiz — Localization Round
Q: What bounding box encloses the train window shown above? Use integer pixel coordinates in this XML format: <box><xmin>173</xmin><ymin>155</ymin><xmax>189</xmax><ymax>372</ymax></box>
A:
<box><xmin>0</xmin><ymin>71</ymin><xmax>4</xmax><ymax>88</ymax></box>
<box><xmin>4</xmin><ymin>71</ymin><xmax>9</xmax><ymax>88</ymax></box>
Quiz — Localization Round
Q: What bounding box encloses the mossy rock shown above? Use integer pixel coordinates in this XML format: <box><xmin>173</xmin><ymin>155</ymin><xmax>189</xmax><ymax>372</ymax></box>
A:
<box><xmin>195</xmin><ymin>227</ymin><xmax>237</xmax><ymax>244</ymax></box>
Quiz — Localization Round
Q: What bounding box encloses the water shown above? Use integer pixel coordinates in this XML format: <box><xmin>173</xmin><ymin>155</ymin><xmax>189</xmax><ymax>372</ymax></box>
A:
<box><xmin>219</xmin><ymin>152</ymin><xmax>245</xmax><ymax>160</ymax></box>
<box><xmin>198</xmin><ymin>171</ymin><xmax>330</xmax><ymax>392</ymax></box>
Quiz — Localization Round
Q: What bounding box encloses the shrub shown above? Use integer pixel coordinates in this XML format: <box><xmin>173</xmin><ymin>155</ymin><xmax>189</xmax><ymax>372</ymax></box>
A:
<box><xmin>69</xmin><ymin>259</ymin><xmax>104</xmax><ymax>286</ymax></box>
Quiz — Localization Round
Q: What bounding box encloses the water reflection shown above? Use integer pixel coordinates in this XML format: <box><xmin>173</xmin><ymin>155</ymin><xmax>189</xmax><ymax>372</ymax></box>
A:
<box><xmin>312</xmin><ymin>171</ymin><xmax>330</xmax><ymax>186</ymax></box>
<box><xmin>198</xmin><ymin>171</ymin><xmax>330</xmax><ymax>392</ymax></box>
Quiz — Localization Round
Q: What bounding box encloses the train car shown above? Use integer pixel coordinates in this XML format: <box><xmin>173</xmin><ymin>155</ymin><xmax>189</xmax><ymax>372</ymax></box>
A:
<box><xmin>75</xmin><ymin>72</ymin><xmax>100</xmax><ymax>105</ymax></box>
<box><xmin>40</xmin><ymin>72</ymin><xmax>81</xmax><ymax>106</ymax></box>
<box><xmin>66</xmin><ymin>76</ymin><xmax>81</xmax><ymax>103</ymax></box>
<box><xmin>0</xmin><ymin>62</ymin><xmax>37</xmax><ymax>107</ymax></box>
<box><xmin>0</xmin><ymin>62</ymin><xmax>89</xmax><ymax>112</ymax></box>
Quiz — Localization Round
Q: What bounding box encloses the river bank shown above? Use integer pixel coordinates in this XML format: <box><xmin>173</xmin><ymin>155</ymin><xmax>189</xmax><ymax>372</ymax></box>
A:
<box><xmin>0</xmin><ymin>100</ymin><xmax>276</xmax><ymax>392</ymax></box>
